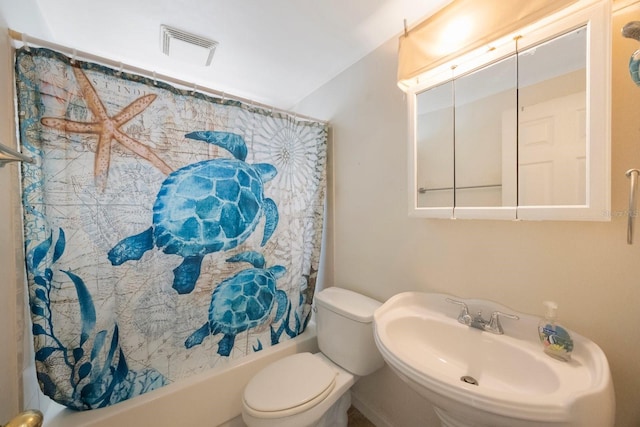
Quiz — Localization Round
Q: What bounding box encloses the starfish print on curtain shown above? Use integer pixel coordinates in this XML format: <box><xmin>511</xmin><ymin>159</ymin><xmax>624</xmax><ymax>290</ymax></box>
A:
<box><xmin>41</xmin><ymin>66</ymin><xmax>173</xmax><ymax>191</ymax></box>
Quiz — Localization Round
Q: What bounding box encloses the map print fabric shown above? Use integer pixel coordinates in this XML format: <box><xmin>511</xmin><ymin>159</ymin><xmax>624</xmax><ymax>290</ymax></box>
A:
<box><xmin>15</xmin><ymin>47</ymin><xmax>327</xmax><ymax>410</ymax></box>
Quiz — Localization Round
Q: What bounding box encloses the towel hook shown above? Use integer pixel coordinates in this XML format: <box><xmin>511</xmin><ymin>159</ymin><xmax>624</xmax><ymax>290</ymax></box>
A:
<box><xmin>626</xmin><ymin>168</ymin><xmax>640</xmax><ymax>244</ymax></box>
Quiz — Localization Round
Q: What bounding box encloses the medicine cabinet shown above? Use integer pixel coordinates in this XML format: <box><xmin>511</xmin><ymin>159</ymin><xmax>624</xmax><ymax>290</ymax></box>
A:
<box><xmin>405</xmin><ymin>0</ymin><xmax>610</xmax><ymax>220</ymax></box>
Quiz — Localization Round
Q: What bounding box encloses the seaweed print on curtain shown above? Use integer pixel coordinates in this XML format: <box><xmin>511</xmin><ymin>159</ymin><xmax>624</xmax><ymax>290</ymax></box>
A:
<box><xmin>15</xmin><ymin>47</ymin><xmax>327</xmax><ymax>410</ymax></box>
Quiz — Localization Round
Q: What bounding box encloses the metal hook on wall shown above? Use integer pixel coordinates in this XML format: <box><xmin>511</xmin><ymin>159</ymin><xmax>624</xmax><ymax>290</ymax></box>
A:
<box><xmin>625</xmin><ymin>168</ymin><xmax>640</xmax><ymax>244</ymax></box>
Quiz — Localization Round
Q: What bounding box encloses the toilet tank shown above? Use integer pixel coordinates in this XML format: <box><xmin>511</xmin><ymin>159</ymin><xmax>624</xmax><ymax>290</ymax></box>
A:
<box><xmin>314</xmin><ymin>287</ymin><xmax>385</xmax><ymax>376</ymax></box>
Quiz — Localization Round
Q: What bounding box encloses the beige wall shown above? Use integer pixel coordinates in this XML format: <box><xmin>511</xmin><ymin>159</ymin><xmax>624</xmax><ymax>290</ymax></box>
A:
<box><xmin>296</xmin><ymin>2</ymin><xmax>640</xmax><ymax>426</ymax></box>
<box><xmin>1</xmin><ymin>2</ymin><xmax>639</xmax><ymax>426</ymax></box>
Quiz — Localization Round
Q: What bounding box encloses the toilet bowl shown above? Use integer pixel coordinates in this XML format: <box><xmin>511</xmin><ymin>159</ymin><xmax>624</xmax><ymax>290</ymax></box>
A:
<box><xmin>242</xmin><ymin>352</ymin><xmax>354</xmax><ymax>427</ymax></box>
<box><xmin>241</xmin><ymin>287</ymin><xmax>384</xmax><ymax>427</ymax></box>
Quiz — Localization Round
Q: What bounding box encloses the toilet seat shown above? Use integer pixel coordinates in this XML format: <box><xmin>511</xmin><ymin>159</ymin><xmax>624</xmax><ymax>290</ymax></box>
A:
<box><xmin>243</xmin><ymin>352</ymin><xmax>337</xmax><ymax>419</ymax></box>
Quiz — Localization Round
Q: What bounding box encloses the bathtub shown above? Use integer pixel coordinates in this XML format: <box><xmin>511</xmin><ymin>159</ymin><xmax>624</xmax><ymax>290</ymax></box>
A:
<box><xmin>42</xmin><ymin>324</ymin><xmax>319</xmax><ymax>427</ymax></box>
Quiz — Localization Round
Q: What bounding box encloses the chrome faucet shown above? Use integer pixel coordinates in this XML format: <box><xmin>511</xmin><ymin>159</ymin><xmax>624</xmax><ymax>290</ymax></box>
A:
<box><xmin>446</xmin><ymin>298</ymin><xmax>519</xmax><ymax>335</ymax></box>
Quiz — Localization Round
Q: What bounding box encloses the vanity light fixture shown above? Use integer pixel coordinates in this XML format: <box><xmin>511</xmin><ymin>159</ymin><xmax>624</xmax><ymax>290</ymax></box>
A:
<box><xmin>397</xmin><ymin>0</ymin><xmax>579</xmax><ymax>90</ymax></box>
<box><xmin>435</xmin><ymin>15</ymin><xmax>474</xmax><ymax>56</ymax></box>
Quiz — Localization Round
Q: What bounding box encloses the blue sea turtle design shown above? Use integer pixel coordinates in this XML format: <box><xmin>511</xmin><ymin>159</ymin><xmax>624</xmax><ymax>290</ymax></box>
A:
<box><xmin>185</xmin><ymin>251</ymin><xmax>289</xmax><ymax>356</ymax></box>
<box><xmin>107</xmin><ymin>131</ymin><xmax>279</xmax><ymax>294</ymax></box>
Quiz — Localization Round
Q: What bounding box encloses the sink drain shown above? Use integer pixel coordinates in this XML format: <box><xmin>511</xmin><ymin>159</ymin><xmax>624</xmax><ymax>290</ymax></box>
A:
<box><xmin>460</xmin><ymin>375</ymin><xmax>479</xmax><ymax>386</ymax></box>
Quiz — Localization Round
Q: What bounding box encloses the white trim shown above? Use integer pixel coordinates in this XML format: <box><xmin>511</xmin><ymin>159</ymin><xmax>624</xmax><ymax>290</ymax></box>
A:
<box><xmin>454</xmin><ymin>207</ymin><xmax>517</xmax><ymax>221</ymax></box>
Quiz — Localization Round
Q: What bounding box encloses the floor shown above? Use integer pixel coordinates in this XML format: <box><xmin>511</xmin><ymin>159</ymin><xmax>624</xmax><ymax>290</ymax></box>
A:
<box><xmin>347</xmin><ymin>405</ymin><xmax>376</xmax><ymax>427</ymax></box>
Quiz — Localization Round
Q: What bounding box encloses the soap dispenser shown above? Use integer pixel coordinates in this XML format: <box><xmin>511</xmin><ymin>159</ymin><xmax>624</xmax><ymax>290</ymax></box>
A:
<box><xmin>538</xmin><ymin>301</ymin><xmax>573</xmax><ymax>362</ymax></box>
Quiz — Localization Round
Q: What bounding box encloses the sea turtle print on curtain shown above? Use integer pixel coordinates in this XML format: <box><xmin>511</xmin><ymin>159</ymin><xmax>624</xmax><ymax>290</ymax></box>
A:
<box><xmin>185</xmin><ymin>251</ymin><xmax>289</xmax><ymax>356</ymax></box>
<box><xmin>15</xmin><ymin>47</ymin><xmax>327</xmax><ymax>409</ymax></box>
<box><xmin>107</xmin><ymin>130</ymin><xmax>280</xmax><ymax>295</ymax></box>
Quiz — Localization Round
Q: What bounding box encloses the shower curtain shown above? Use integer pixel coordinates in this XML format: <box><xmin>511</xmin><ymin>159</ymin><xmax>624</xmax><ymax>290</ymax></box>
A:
<box><xmin>15</xmin><ymin>47</ymin><xmax>327</xmax><ymax>410</ymax></box>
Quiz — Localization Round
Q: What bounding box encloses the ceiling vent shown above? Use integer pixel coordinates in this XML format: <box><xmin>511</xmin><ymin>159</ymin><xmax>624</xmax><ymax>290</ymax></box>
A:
<box><xmin>160</xmin><ymin>25</ymin><xmax>218</xmax><ymax>66</ymax></box>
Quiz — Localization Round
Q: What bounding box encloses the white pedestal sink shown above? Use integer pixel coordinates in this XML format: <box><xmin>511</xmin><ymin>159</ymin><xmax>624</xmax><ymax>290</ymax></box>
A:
<box><xmin>373</xmin><ymin>292</ymin><xmax>615</xmax><ymax>427</ymax></box>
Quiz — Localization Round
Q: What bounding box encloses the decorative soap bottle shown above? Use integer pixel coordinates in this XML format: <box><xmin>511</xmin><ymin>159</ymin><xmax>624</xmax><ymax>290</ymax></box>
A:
<box><xmin>622</xmin><ymin>21</ymin><xmax>640</xmax><ymax>87</ymax></box>
<box><xmin>538</xmin><ymin>301</ymin><xmax>573</xmax><ymax>362</ymax></box>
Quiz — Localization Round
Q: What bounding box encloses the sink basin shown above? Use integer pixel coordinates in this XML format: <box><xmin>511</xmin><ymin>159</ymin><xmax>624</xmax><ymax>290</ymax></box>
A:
<box><xmin>373</xmin><ymin>292</ymin><xmax>615</xmax><ymax>427</ymax></box>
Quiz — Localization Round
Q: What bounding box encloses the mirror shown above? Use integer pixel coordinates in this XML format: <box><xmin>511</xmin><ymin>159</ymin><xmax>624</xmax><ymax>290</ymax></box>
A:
<box><xmin>416</xmin><ymin>81</ymin><xmax>454</xmax><ymax>208</ymax></box>
<box><xmin>455</xmin><ymin>55</ymin><xmax>517</xmax><ymax>208</ymax></box>
<box><xmin>518</xmin><ymin>27</ymin><xmax>587</xmax><ymax>206</ymax></box>
<box><xmin>408</xmin><ymin>0</ymin><xmax>610</xmax><ymax>221</ymax></box>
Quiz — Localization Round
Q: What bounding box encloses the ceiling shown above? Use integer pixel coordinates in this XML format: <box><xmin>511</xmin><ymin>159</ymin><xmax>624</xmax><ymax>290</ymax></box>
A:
<box><xmin>1</xmin><ymin>0</ymin><xmax>450</xmax><ymax>110</ymax></box>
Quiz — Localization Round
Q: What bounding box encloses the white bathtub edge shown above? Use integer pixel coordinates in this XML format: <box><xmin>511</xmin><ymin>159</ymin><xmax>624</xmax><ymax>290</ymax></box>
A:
<box><xmin>43</xmin><ymin>323</ymin><xmax>318</xmax><ymax>427</ymax></box>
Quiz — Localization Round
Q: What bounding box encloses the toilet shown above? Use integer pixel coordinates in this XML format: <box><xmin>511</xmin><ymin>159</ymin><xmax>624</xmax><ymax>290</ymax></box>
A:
<box><xmin>241</xmin><ymin>287</ymin><xmax>384</xmax><ymax>427</ymax></box>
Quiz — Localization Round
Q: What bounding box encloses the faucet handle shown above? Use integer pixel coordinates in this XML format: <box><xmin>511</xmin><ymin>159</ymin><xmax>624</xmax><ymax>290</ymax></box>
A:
<box><xmin>445</xmin><ymin>298</ymin><xmax>472</xmax><ymax>325</ymax></box>
<box><xmin>488</xmin><ymin>311</ymin><xmax>519</xmax><ymax>334</ymax></box>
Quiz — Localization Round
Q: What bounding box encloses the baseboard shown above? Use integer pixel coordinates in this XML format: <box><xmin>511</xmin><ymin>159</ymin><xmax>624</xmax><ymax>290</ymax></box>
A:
<box><xmin>351</xmin><ymin>392</ymin><xmax>394</xmax><ymax>427</ymax></box>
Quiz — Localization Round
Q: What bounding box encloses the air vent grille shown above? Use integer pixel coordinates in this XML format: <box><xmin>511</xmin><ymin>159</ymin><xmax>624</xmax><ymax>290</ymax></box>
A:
<box><xmin>160</xmin><ymin>25</ymin><xmax>218</xmax><ymax>66</ymax></box>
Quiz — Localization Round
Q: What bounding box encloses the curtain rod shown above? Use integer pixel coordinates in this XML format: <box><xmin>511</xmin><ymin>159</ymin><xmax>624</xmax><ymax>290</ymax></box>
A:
<box><xmin>0</xmin><ymin>142</ymin><xmax>34</xmax><ymax>167</ymax></box>
<box><xmin>8</xmin><ymin>29</ymin><xmax>327</xmax><ymax>125</ymax></box>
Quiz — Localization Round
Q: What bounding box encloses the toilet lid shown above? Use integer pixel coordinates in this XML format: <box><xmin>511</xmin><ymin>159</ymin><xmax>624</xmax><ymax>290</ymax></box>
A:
<box><xmin>243</xmin><ymin>352</ymin><xmax>337</xmax><ymax>416</ymax></box>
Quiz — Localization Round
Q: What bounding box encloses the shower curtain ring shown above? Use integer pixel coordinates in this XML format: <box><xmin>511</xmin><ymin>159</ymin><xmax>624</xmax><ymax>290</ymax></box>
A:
<box><xmin>191</xmin><ymin>82</ymin><xmax>197</xmax><ymax>95</ymax></box>
<box><xmin>117</xmin><ymin>62</ymin><xmax>123</xmax><ymax>76</ymax></box>
<box><xmin>70</xmin><ymin>49</ymin><xmax>77</xmax><ymax>64</ymax></box>
<box><xmin>21</xmin><ymin>33</ymin><xmax>30</xmax><ymax>52</ymax></box>
<box><xmin>152</xmin><ymin>71</ymin><xmax>157</xmax><ymax>86</ymax></box>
